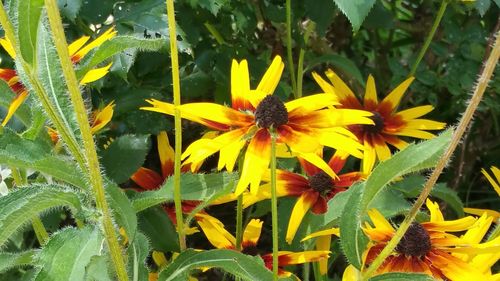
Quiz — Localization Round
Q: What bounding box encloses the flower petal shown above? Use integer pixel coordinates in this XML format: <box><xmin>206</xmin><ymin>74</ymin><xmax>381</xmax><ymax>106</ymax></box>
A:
<box><xmin>342</xmin><ymin>264</ymin><xmax>361</xmax><ymax>281</ymax></box>
<box><xmin>91</xmin><ymin>101</ymin><xmax>114</xmax><ymax>134</ymax></box>
<box><xmin>196</xmin><ymin>213</ymin><xmax>235</xmax><ymax>249</ymax></box>
<box><xmin>286</xmin><ymin>190</ymin><xmax>319</xmax><ymax>244</ymax></box>
<box><xmin>131</xmin><ymin>167</ymin><xmax>164</xmax><ymax>190</ymax></box>
<box><xmin>277</xmin><ymin>250</ymin><xmax>330</xmax><ymax>265</ymax></box>
<box><xmin>157</xmin><ymin>131</ymin><xmax>175</xmax><ymax>177</ymax></box>
<box><xmin>1</xmin><ymin>90</ymin><xmax>28</xmax><ymax>127</ymax></box>
<box><xmin>392</xmin><ymin>128</ymin><xmax>436</xmax><ymax>139</ymax></box>
<box><xmin>68</xmin><ymin>36</ymin><xmax>90</xmax><ymax>57</ymax></box>
<box><xmin>426</xmin><ymin>199</ymin><xmax>444</xmax><ymax>222</ymax></box>
<box><xmin>422</xmin><ymin>216</ymin><xmax>477</xmax><ymax>232</ymax></box>
<box><xmin>277</xmin><ymin>124</ymin><xmax>322</xmax><ymax>154</ymax></box>
<box><xmin>482</xmin><ymin>166</ymin><xmax>500</xmax><ymax>196</ymax></box>
<box><xmin>0</xmin><ymin>37</ymin><xmax>16</xmax><ymax>58</ymax></box>
<box><xmin>364</xmin><ymin>74</ymin><xmax>378</xmax><ymax>107</ymax></box>
<box><xmin>404</xmin><ymin>119</ymin><xmax>446</xmax><ymax>131</ymax></box>
<box><xmin>319</xmin><ymin>131</ymin><xmax>364</xmax><ymax>159</ymax></box>
<box><xmin>80</xmin><ymin>63</ymin><xmax>112</xmax><ymax>85</ymax></box>
<box><xmin>396</xmin><ymin>105</ymin><xmax>434</xmax><ymax>120</ymax></box>
<box><xmin>463</xmin><ymin>207</ymin><xmax>500</xmax><ymax>219</ymax></box>
<box><xmin>324</xmin><ymin>69</ymin><xmax>358</xmax><ymax>102</ymax></box>
<box><xmin>379</xmin><ymin>77</ymin><xmax>414</xmax><ymax>112</ymax></box>
<box><xmin>301</xmin><ymin>228</ymin><xmax>340</xmax><ymax>241</ymax></box>
<box><xmin>231</xmin><ymin>59</ymin><xmax>252</xmax><ymax>111</ymax></box>
<box><xmin>285</xmin><ymin>93</ymin><xmax>339</xmax><ymax>113</ymax></box>
<box><xmin>315</xmin><ymin>235</ymin><xmax>331</xmax><ymax>275</ymax></box>
<box><xmin>71</xmin><ymin>27</ymin><xmax>117</xmax><ymax>63</ymax></box>
<box><xmin>362</xmin><ymin>141</ymin><xmax>377</xmax><ymax>174</ymax></box>
<box><xmin>256</xmin><ymin>56</ymin><xmax>284</xmax><ymax>95</ymax></box>
<box><xmin>242</xmin><ymin>219</ymin><xmax>263</xmax><ymax>248</ymax></box>
<box><xmin>236</xmin><ymin>129</ymin><xmax>271</xmax><ymax>195</ymax></box>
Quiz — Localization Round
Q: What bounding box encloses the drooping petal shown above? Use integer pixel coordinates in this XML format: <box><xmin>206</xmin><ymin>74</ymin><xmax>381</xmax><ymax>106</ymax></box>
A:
<box><xmin>196</xmin><ymin>213</ymin><xmax>236</xmax><ymax>249</ymax></box>
<box><xmin>423</xmin><ymin>217</ymin><xmax>477</xmax><ymax>232</ymax></box>
<box><xmin>463</xmin><ymin>207</ymin><xmax>500</xmax><ymax>219</ymax></box>
<box><xmin>319</xmin><ymin>131</ymin><xmax>364</xmax><ymax>159</ymax></box>
<box><xmin>364</xmin><ymin>74</ymin><xmax>378</xmax><ymax>108</ymax></box>
<box><xmin>277</xmin><ymin>250</ymin><xmax>330</xmax><ymax>265</ymax></box>
<box><xmin>363</xmin><ymin>209</ymin><xmax>395</xmax><ymax>242</ymax></box>
<box><xmin>71</xmin><ymin>27</ymin><xmax>117</xmax><ymax>63</ymax></box>
<box><xmin>301</xmin><ymin>228</ymin><xmax>340</xmax><ymax>242</ymax></box>
<box><xmin>235</xmin><ymin>129</ymin><xmax>271</xmax><ymax>195</ymax></box>
<box><xmin>217</xmin><ymin>131</ymin><xmax>247</xmax><ymax>172</ymax></box>
<box><xmin>0</xmin><ymin>37</ymin><xmax>16</xmax><ymax>58</ymax></box>
<box><xmin>460</xmin><ymin>213</ymin><xmax>493</xmax><ymax>245</ymax></box>
<box><xmin>286</xmin><ymin>190</ymin><xmax>319</xmax><ymax>244</ymax></box>
<box><xmin>68</xmin><ymin>36</ymin><xmax>90</xmax><ymax>57</ymax></box>
<box><xmin>242</xmin><ymin>219</ymin><xmax>263</xmax><ymax>248</ymax></box>
<box><xmin>157</xmin><ymin>131</ymin><xmax>175</xmax><ymax>177</ymax></box>
<box><xmin>131</xmin><ymin>167</ymin><xmax>164</xmax><ymax>190</ymax></box>
<box><xmin>295</xmin><ymin>151</ymin><xmax>337</xmax><ymax>179</ymax></box>
<box><xmin>315</xmin><ymin>235</ymin><xmax>331</xmax><ymax>275</ymax></box>
<box><xmin>1</xmin><ymin>90</ymin><xmax>28</xmax><ymax>127</ymax></box>
<box><xmin>426</xmin><ymin>199</ymin><xmax>444</xmax><ymax>222</ymax></box>
<box><xmin>231</xmin><ymin>59</ymin><xmax>252</xmax><ymax>111</ymax></box>
<box><xmin>362</xmin><ymin>140</ymin><xmax>376</xmax><ymax>174</ymax></box>
<box><xmin>90</xmin><ymin>101</ymin><xmax>114</xmax><ymax>134</ymax></box>
<box><xmin>328</xmin><ymin>150</ymin><xmax>349</xmax><ymax>174</ymax></box>
<box><xmin>383</xmin><ymin>134</ymin><xmax>408</xmax><ymax>150</ymax></box>
<box><xmin>256</xmin><ymin>56</ymin><xmax>284</xmax><ymax>95</ymax></box>
<box><xmin>404</xmin><ymin>119</ymin><xmax>446</xmax><ymax>131</ymax></box>
<box><xmin>396</xmin><ymin>105</ymin><xmax>434</xmax><ymax>120</ymax></box>
<box><xmin>79</xmin><ymin>63</ymin><xmax>112</xmax><ymax>85</ymax></box>
<box><xmin>379</xmin><ymin>77</ymin><xmax>414</xmax><ymax>113</ymax></box>
<box><xmin>482</xmin><ymin>166</ymin><xmax>500</xmax><ymax>196</ymax></box>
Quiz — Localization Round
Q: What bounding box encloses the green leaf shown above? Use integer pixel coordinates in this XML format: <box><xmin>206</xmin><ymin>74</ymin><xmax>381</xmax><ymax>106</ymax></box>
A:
<box><xmin>17</xmin><ymin>0</ymin><xmax>43</xmax><ymax>64</ymax></box>
<box><xmin>369</xmin><ymin>188</ymin><xmax>411</xmax><ymax>218</ymax></box>
<box><xmin>34</xmin><ymin>226</ymin><xmax>104</xmax><ymax>281</ymax></box>
<box><xmin>76</xmin><ymin>36</ymin><xmax>166</xmax><ymax>80</ymax></box>
<box><xmin>158</xmin><ymin>249</ymin><xmax>287</xmax><ymax>281</ymax></box>
<box><xmin>84</xmin><ymin>255</ymin><xmax>112</xmax><ymax>281</ymax></box>
<box><xmin>57</xmin><ymin>0</ymin><xmax>83</xmax><ymax>22</ymax></box>
<box><xmin>0</xmin><ymin>185</ymin><xmax>83</xmax><ymax>247</ymax></box>
<box><xmin>475</xmin><ymin>0</ymin><xmax>491</xmax><ymax>16</ymax></box>
<box><xmin>137</xmin><ymin>206</ymin><xmax>179</xmax><ymax>253</ymax></box>
<box><xmin>0</xmin><ymin>250</ymin><xmax>35</xmax><ymax>274</ymax></box>
<box><xmin>101</xmin><ymin>134</ymin><xmax>150</xmax><ymax>184</ymax></box>
<box><xmin>131</xmin><ymin>172</ymin><xmax>238</xmax><ymax>212</ymax></box>
<box><xmin>127</xmin><ymin>232</ymin><xmax>150</xmax><ymax>281</ymax></box>
<box><xmin>339</xmin><ymin>182</ymin><xmax>367</xmax><ymax>269</ymax></box>
<box><xmin>368</xmin><ymin>272</ymin><xmax>435</xmax><ymax>281</ymax></box>
<box><xmin>332</xmin><ymin>0</ymin><xmax>376</xmax><ymax>32</ymax></box>
<box><xmin>391</xmin><ymin>175</ymin><xmax>464</xmax><ymax>217</ymax></box>
<box><xmin>105</xmin><ymin>180</ymin><xmax>138</xmax><ymax>244</ymax></box>
<box><xmin>304</xmin><ymin>54</ymin><xmax>365</xmax><ymax>86</ymax></box>
<box><xmin>0</xmin><ymin>128</ymin><xmax>87</xmax><ymax>189</ymax></box>
<box><xmin>36</xmin><ymin>21</ymin><xmax>82</xmax><ymax>142</ymax></box>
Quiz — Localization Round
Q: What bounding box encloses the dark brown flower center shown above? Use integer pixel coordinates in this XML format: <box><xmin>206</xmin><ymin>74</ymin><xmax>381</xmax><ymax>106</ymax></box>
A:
<box><xmin>395</xmin><ymin>222</ymin><xmax>431</xmax><ymax>257</ymax></box>
<box><xmin>362</xmin><ymin>111</ymin><xmax>384</xmax><ymax>134</ymax></box>
<box><xmin>254</xmin><ymin>95</ymin><xmax>288</xmax><ymax>129</ymax></box>
<box><xmin>308</xmin><ymin>171</ymin><xmax>333</xmax><ymax>193</ymax></box>
<box><xmin>241</xmin><ymin>245</ymin><xmax>260</xmax><ymax>256</ymax></box>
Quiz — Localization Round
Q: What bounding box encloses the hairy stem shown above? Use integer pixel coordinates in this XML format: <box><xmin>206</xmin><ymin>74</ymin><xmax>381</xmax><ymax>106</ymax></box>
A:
<box><xmin>235</xmin><ymin>194</ymin><xmax>244</xmax><ymax>251</ymax></box>
<box><xmin>43</xmin><ymin>1</ymin><xmax>128</xmax><ymax>280</ymax></box>
<box><xmin>296</xmin><ymin>21</ymin><xmax>315</xmax><ymax>98</ymax></box>
<box><xmin>270</xmin><ymin>132</ymin><xmax>278</xmax><ymax>280</ymax></box>
<box><xmin>362</xmin><ymin>29</ymin><xmax>500</xmax><ymax>280</ymax></box>
<box><xmin>286</xmin><ymin>0</ymin><xmax>297</xmax><ymax>97</ymax></box>
<box><xmin>166</xmin><ymin>0</ymin><xmax>186</xmax><ymax>251</ymax></box>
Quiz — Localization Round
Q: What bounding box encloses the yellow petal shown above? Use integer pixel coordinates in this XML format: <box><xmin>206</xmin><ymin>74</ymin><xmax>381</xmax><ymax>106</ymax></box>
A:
<box><xmin>231</xmin><ymin>59</ymin><xmax>252</xmax><ymax>110</ymax></box>
<box><xmin>482</xmin><ymin>166</ymin><xmax>500</xmax><ymax>197</ymax></box>
<box><xmin>278</xmin><ymin>250</ymin><xmax>330</xmax><ymax>265</ymax></box>
<box><xmin>91</xmin><ymin>101</ymin><xmax>115</xmax><ymax>134</ymax></box>
<box><xmin>285</xmin><ymin>94</ymin><xmax>339</xmax><ymax>112</ymax></box>
<box><xmin>364</xmin><ymin>74</ymin><xmax>378</xmax><ymax>105</ymax></box>
<box><xmin>312</xmin><ymin>71</ymin><xmax>336</xmax><ymax>95</ymax></box>
<box><xmin>393</xmin><ymin>128</ymin><xmax>436</xmax><ymax>139</ymax></box>
<box><xmin>423</xmin><ymin>216</ymin><xmax>477</xmax><ymax>232</ymax></box>
<box><xmin>157</xmin><ymin>131</ymin><xmax>175</xmax><ymax>177</ymax></box>
<box><xmin>256</xmin><ymin>56</ymin><xmax>284</xmax><ymax>95</ymax></box>
<box><xmin>1</xmin><ymin>90</ymin><xmax>28</xmax><ymax>127</ymax></box>
<box><xmin>294</xmin><ymin>152</ymin><xmax>337</xmax><ymax>179</ymax></box>
<box><xmin>426</xmin><ymin>199</ymin><xmax>444</xmax><ymax>222</ymax></box>
<box><xmin>217</xmin><ymin>134</ymin><xmax>246</xmax><ymax>172</ymax></box>
<box><xmin>342</xmin><ymin>264</ymin><xmax>361</xmax><ymax>281</ymax></box>
<box><xmin>242</xmin><ymin>219</ymin><xmax>263</xmax><ymax>247</ymax></box>
<box><xmin>0</xmin><ymin>37</ymin><xmax>16</xmax><ymax>58</ymax></box>
<box><xmin>367</xmin><ymin>209</ymin><xmax>395</xmax><ymax>233</ymax></box>
<box><xmin>324</xmin><ymin>69</ymin><xmax>357</xmax><ymax>101</ymax></box>
<box><xmin>396</xmin><ymin>105</ymin><xmax>434</xmax><ymax>120</ymax></box>
<box><xmin>374</xmin><ymin>142</ymin><xmax>391</xmax><ymax>162</ymax></box>
<box><xmin>316</xmin><ymin>235</ymin><xmax>331</xmax><ymax>275</ymax></box>
<box><xmin>68</xmin><ymin>36</ymin><xmax>90</xmax><ymax>57</ymax></box>
<box><xmin>362</xmin><ymin>141</ymin><xmax>376</xmax><ymax>174</ymax></box>
<box><xmin>286</xmin><ymin>191</ymin><xmax>318</xmax><ymax>244</ymax></box>
<box><xmin>72</xmin><ymin>27</ymin><xmax>117</xmax><ymax>62</ymax></box>
<box><xmin>404</xmin><ymin>119</ymin><xmax>446</xmax><ymax>131</ymax></box>
<box><xmin>463</xmin><ymin>207</ymin><xmax>500</xmax><ymax>219</ymax></box>
<box><xmin>79</xmin><ymin>63</ymin><xmax>112</xmax><ymax>85</ymax></box>
<box><xmin>152</xmin><ymin>251</ymin><xmax>168</xmax><ymax>267</ymax></box>
<box><xmin>461</xmin><ymin>213</ymin><xmax>493</xmax><ymax>244</ymax></box>
<box><xmin>380</xmin><ymin>77</ymin><xmax>414</xmax><ymax>112</ymax></box>
<box><xmin>301</xmin><ymin>228</ymin><xmax>340</xmax><ymax>241</ymax></box>
<box><xmin>196</xmin><ymin>213</ymin><xmax>235</xmax><ymax>249</ymax></box>
<box><xmin>319</xmin><ymin>131</ymin><xmax>364</xmax><ymax>159</ymax></box>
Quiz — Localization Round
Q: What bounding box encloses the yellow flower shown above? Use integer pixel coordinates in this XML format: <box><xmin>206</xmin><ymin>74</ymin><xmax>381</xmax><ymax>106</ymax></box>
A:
<box><xmin>0</xmin><ymin>27</ymin><xmax>116</xmax><ymax>126</ymax></box>
<box><xmin>313</xmin><ymin>70</ymin><xmax>446</xmax><ymax>173</ymax></box>
<box><xmin>196</xmin><ymin>213</ymin><xmax>329</xmax><ymax>277</ymax></box>
<box><xmin>142</xmin><ymin>56</ymin><xmax>373</xmax><ymax>196</ymax></box>
<box><xmin>464</xmin><ymin>166</ymin><xmax>500</xmax><ymax>220</ymax></box>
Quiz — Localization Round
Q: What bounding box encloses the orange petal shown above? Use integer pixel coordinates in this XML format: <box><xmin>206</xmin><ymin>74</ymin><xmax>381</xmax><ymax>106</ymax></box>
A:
<box><xmin>131</xmin><ymin>167</ymin><xmax>164</xmax><ymax>190</ymax></box>
<box><xmin>157</xmin><ymin>131</ymin><xmax>175</xmax><ymax>178</ymax></box>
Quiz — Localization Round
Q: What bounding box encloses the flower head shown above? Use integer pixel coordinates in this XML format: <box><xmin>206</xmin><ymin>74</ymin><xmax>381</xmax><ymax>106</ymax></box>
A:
<box><xmin>196</xmin><ymin>213</ymin><xmax>329</xmax><ymax>277</ymax></box>
<box><xmin>313</xmin><ymin>70</ymin><xmax>446</xmax><ymax>173</ymax></box>
<box><xmin>0</xmin><ymin>28</ymin><xmax>116</xmax><ymax>126</ymax></box>
<box><xmin>142</xmin><ymin>56</ymin><xmax>373</xmax><ymax>196</ymax></box>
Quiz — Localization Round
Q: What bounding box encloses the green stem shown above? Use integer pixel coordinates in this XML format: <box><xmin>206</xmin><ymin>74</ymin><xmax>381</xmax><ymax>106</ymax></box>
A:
<box><xmin>166</xmin><ymin>0</ymin><xmax>186</xmax><ymax>251</ymax></box>
<box><xmin>296</xmin><ymin>21</ymin><xmax>315</xmax><ymax>98</ymax></box>
<box><xmin>204</xmin><ymin>22</ymin><xmax>226</xmax><ymax>45</ymax></box>
<box><xmin>10</xmin><ymin>167</ymin><xmax>49</xmax><ymax>245</ymax></box>
<box><xmin>0</xmin><ymin>3</ymin><xmax>87</xmax><ymax>172</ymax></box>
<box><xmin>270</xmin><ymin>131</ymin><xmax>278</xmax><ymax>280</ymax></box>
<box><xmin>362</xmin><ymin>29</ymin><xmax>500</xmax><ymax>280</ymax></box>
<box><xmin>408</xmin><ymin>0</ymin><xmax>448</xmax><ymax>77</ymax></box>
<box><xmin>43</xmin><ymin>1</ymin><xmax>128</xmax><ymax>280</ymax></box>
<box><xmin>235</xmin><ymin>194</ymin><xmax>244</xmax><ymax>251</ymax></box>
<box><xmin>286</xmin><ymin>0</ymin><xmax>297</xmax><ymax>98</ymax></box>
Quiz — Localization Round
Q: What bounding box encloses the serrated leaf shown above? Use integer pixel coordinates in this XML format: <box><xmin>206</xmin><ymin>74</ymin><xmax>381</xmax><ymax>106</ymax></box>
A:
<box><xmin>475</xmin><ymin>0</ymin><xmax>491</xmax><ymax>16</ymax></box>
<box><xmin>158</xmin><ymin>249</ymin><xmax>289</xmax><ymax>281</ymax></box>
<box><xmin>127</xmin><ymin>232</ymin><xmax>150</xmax><ymax>281</ymax></box>
<box><xmin>0</xmin><ymin>185</ymin><xmax>83</xmax><ymax>247</ymax></box>
<box><xmin>0</xmin><ymin>250</ymin><xmax>35</xmax><ymax>274</ymax></box>
<box><xmin>76</xmin><ymin>36</ymin><xmax>166</xmax><ymax>80</ymax></box>
<box><xmin>339</xmin><ymin>182</ymin><xmax>367</xmax><ymax>269</ymax></box>
<box><xmin>36</xmin><ymin>21</ymin><xmax>82</xmax><ymax>142</ymax></box>
<box><xmin>0</xmin><ymin>129</ymin><xmax>87</xmax><ymax>189</ymax></box>
<box><xmin>131</xmin><ymin>172</ymin><xmax>238</xmax><ymax>212</ymax></box>
<box><xmin>101</xmin><ymin>134</ymin><xmax>150</xmax><ymax>184</ymax></box>
<box><xmin>105</xmin><ymin>180</ymin><xmax>137</xmax><ymax>244</ymax></box>
<box><xmin>137</xmin><ymin>206</ymin><xmax>179</xmax><ymax>253</ymax></box>
<box><xmin>34</xmin><ymin>226</ymin><xmax>104</xmax><ymax>281</ymax></box>
<box><xmin>332</xmin><ymin>0</ymin><xmax>376</xmax><ymax>32</ymax></box>
<box><xmin>57</xmin><ymin>0</ymin><xmax>83</xmax><ymax>21</ymax></box>
<box><xmin>17</xmin><ymin>0</ymin><xmax>43</xmax><ymax>65</ymax></box>
<box><xmin>368</xmin><ymin>272</ymin><xmax>435</xmax><ymax>281</ymax></box>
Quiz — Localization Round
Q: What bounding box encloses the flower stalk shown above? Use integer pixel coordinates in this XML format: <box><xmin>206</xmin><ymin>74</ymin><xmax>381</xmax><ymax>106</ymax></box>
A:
<box><xmin>270</xmin><ymin>130</ymin><xmax>279</xmax><ymax>280</ymax></box>
<box><xmin>296</xmin><ymin>21</ymin><xmax>315</xmax><ymax>98</ymax></box>
<box><xmin>43</xmin><ymin>1</ymin><xmax>128</xmax><ymax>280</ymax></box>
<box><xmin>286</xmin><ymin>0</ymin><xmax>297</xmax><ymax>97</ymax></box>
<box><xmin>362</xmin><ymin>29</ymin><xmax>500</xmax><ymax>280</ymax></box>
<box><xmin>165</xmin><ymin>0</ymin><xmax>186</xmax><ymax>251</ymax></box>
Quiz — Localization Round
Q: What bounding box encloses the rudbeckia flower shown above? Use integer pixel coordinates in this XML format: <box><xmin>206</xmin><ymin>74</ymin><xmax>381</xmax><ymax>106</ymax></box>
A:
<box><xmin>243</xmin><ymin>151</ymin><xmax>363</xmax><ymax>244</ymax></box>
<box><xmin>142</xmin><ymin>56</ymin><xmax>373</xmax><ymax>195</ymax></box>
<box><xmin>196</xmin><ymin>213</ymin><xmax>330</xmax><ymax>277</ymax></box>
<box><xmin>313</xmin><ymin>70</ymin><xmax>446</xmax><ymax>173</ymax></box>
<box><xmin>464</xmin><ymin>166</ymin><xmax>500</xmax><ymax>220</ymax></box>
<box><xmin>362</xmin><ymin>200</ymin><xmax>495</xmax><ymax>280</ymax></box>
<box><xmin>0</xmin><ymin>27</ymin><xmax>116</xmax><ymax>126</ymax></box>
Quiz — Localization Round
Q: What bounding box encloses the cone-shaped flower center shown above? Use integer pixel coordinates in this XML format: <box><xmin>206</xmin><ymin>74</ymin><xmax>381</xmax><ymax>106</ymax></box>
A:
<box><xmin>254</xmin><ymin>95</ymin><xmax>288</xmax><ymax>129</ymax></box>
<box><xmin>363</xmin><ymin>111</ymin><xmax>384</xmax><ymax>134</ymax></box>
<box><xmin>395</xmin><ymin>222</ymin><xmax>431</xmax><ymax>257</ymax></box>
<box><xmin>309</xmin><ymin>171</ymin><xmax>333</xmax><ymax>193</ymax></box>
